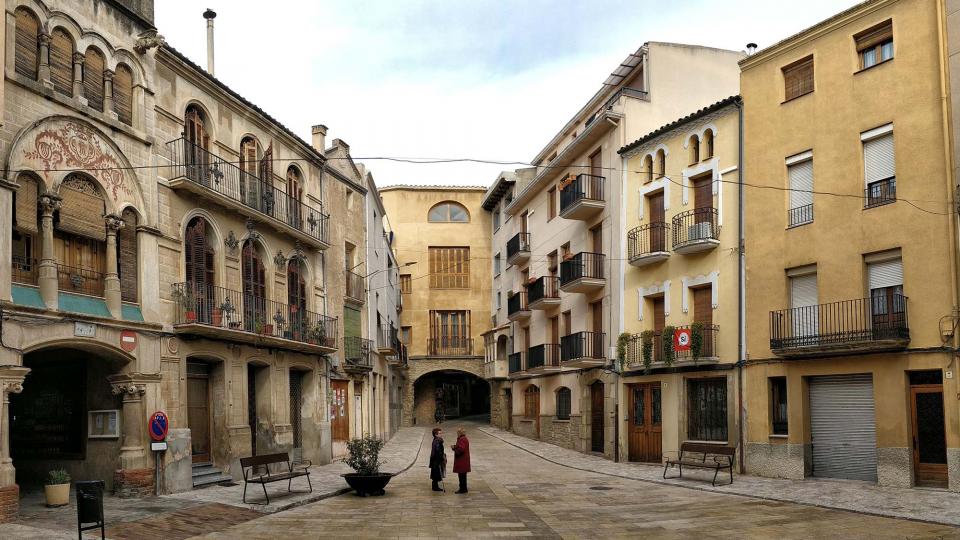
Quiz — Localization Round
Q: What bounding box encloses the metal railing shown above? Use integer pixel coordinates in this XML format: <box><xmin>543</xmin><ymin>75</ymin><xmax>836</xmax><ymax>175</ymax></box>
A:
<box><xmin>509</xmin><ymin>352</ymin><xmax>524</xmax><ymax>374</ymax></box>
<box><xmin>560</xmin><ymin>173</ymin><xmax>604</xmax><ymax>213</ymax></box>
<box><xmin>770</xmin><ymin>295</ymin><xmax>909</xmax><ymax>351</ymax></box>
<box><xmin>788</xmin><ymin>204</ymin><xmax>814</xmax><ymax>227</ymax></box>
<box><xmin>586</xmin><ymin>86</ymin><xmax>648</xmax><ymax>126</ymax></box>
<box><xmin>865</xmin><ymin>178</ymin><xmax>896</xmax><ymax>209</ymax></box>
<box><xmin>428</xmin><ymin>337</ymin><xmax>474</xmax><ymax>356</ymax></box>
<box><xmin>627</xmin><ymin>222</ymin><xmax>669</xmax><ymax>260</ymax></box>
<box><xmin>528</xmin><ymin>276</ymin><xmax>560</xmax><ymax>304</ymax></box>
<box><xmin>560</xmin><ymin>252</ymin><xmax>605</xmax><ymax>286</ymax></box>
<box><xmin>506</xmin><ymin>232</ymin><xmax>531</xmax><ymax>261</ymax></box>
<box><xmin>171</xmin><ymin>282</ymin><xmax>338</xmax><ymax>348</ymax></box>
<box><xmin>345</xmin><ymin>270</ymin><xmax>365</xmax><ymax>303</ymax></box>
<box><xmin>378</xmin><ymin>324</ymin><xmax>399</xmax><ymax>351</ymax></box>
<box><xmin>57</xmin><ymin>263</ymin><xmax>105</xmax><ymax>297</ymax></box>
<box><xmin>528</xmin><ymin>343</ymin><xmax>560</xmax><ymax>370</ymax></box>
<box><xmin>344</xmin><ymin>337</ymin><xmax>373</xmax><ymax>368</ymax></box>
<box><xmin>507</xmin><ymin>290</ymin><xmax>529</xmax><ymax>317</ymax></box>
<box><xmin>672</xmin><ymin>208</ymin><xmax>719</xmax><ymax>249</ymax></box>
<box><xmin>560</xmin><ymin>331</ymin><xmax>606</xmax><ymax>362</ymax></box>
<box><xmin>167</xmin><ymin>137</ymin><xmax>329</xmax><ymax>244</ymax></box>
<box><xmin>12</xmin><ymin>256</ymin><xmax>37</xmax><ymax>285</ymax></box>
<box><xmin>626</xmin><ymin>325</ymin><xmax>719</xmax><ymax>364</ymax></box>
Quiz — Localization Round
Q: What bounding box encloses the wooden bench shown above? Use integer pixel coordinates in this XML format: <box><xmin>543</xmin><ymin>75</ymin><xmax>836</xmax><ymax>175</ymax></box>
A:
<box><xmin>662</xmin><ymin>442</ymin><xmax>735</xmax><ymax>486</ymax></box>
<box><xmin>240</xmin><ymin>452</ymin><xmax>312</xmax><ymax>504</ymax></box>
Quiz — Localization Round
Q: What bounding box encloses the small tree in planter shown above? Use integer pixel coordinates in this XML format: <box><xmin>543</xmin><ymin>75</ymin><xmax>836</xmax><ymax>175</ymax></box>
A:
<box><xmin>661</xmin><ymin>325</ymin><xmax>675</xmax><ymax>367</ymax></box>
<box><xmin>690</xmin><ymin>322</ymin><xmax>705</xmax><ymax>365</ymax></box>
<box><xmin>341</xmin><ymin>435</ymin><xmax>392</xmax><ymax>496</ymax></box>
<box><xmin>173</xmin><ymin>287</ymin><xmax>197</xmax><ymax>322</ymax></box>
<box><xmin>640</xmin><ymin>330</ymin><xmax>654</xmax><ymax>371</ymax></box>
<box><xmin>44</xmin><ymin>469</ymin><xmax>70</xmax><ymax>507</ymax></box>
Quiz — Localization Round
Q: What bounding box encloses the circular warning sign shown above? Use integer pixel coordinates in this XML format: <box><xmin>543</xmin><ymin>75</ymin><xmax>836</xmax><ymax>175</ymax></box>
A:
<box><xmin>149</xmin><ymin>411</ymin><xmax>169</xmax><ymax>442</ymax></box>
<box><xmin>120</xmin><ymin>330</ymin><xmax>137</xmax><ymax>352</ymax></box>
<box><xmin>674</xmin><ymin>328</ymin><xmax>692</xmax><ymax>352</ymax></box>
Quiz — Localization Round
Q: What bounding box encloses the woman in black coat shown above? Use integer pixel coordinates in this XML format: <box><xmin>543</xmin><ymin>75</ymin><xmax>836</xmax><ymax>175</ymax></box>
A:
<box><xmin>429</xmin><ymin>427</ymin><xmax>446</xmax><ymax>491</ymax></box>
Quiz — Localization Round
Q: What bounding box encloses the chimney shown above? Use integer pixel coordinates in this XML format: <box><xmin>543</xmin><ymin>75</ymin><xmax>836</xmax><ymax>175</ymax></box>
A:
<box><xmin>311</xmin><ymin>125</ymin><xmax>328</xmax><ymax>152</ymax></box>
<box><xmin>746</xmin><ymin>42</ymin><xmax>757</xmax><ymax>56</ymax></box>
<box><xmin>203</xmin><ymin>9</ymin><xmax>217</xmax><ymax>75</ymax></box>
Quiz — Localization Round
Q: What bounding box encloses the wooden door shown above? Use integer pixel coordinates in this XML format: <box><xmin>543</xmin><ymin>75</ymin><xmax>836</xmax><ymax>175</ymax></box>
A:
<box><xmin>331</xmin><ymin>380</ymin><xmax>350</xmax><ymax>442</ymax></box>
<box><xmin>520</xmin><ymin>212</ymin><xmax>529</xmax><ymax>234</ymax></box>
<box><xmin>649</xmin><ymin>192</ymin><xmax>665</xmax><ymax>252</ymax></box>
<box><xmin>562</xmin><ymin>311</ymin><xmax>572</xmax><ymax>336</ymax></box>
<box><xmin>590</xmin><ymin>149</ymin><xmax>602</xmax><ymax>178</ymax></box>
<box><xmin>184</xmin><ymin>107</ymin><xmax>209</xmax><ymax>184</ymax></box>
<box><xmin>187</xmin><ymin>362</ymin><xmax>211</xmax><ymax>463</ymax></box>
<box><xmin>693</xmin><ymin>176</ymin><xmax>712</xmax><ymax>226</ymax></box>
<box><xmin>591</xmin><ymin>381</ymin><xmax>604</xmax><ymax>452</ymax></box>
<box><xmin>523</xmin><ymin>326</ymin><xmax>531</xmax><ymax>351</ymax></box>
<box><xmin>628</xmin><ymin>383</ymin><xmax>662</xmax><ymax>463</ymax></box>
<box><xmin>911</xmin><ymin>384</ymin><xmax>947</xmax><ymax>487</ymax></box>
<box><xmin>653</xmin><ymin>298</ymin><xmax>665</xmax><ymax>362</ymax></box>
<box><xmin>242</xmin><ymin>241</ymin><xmax>266</xmax><ymax>332</ymax></box>
<box><xmin>693</xmin><ymin>286</ymin><xmax>713</xmax><ymax>356</ymax></box>
<box><xmin>550</xmin><ymin>316</ymin><xmax>560</xmax><ymax>345</ymax></box>
<box><xmin>525</xmin><ymin>386</ymin><xmax>540</xmax><ymax>437</ymax></box>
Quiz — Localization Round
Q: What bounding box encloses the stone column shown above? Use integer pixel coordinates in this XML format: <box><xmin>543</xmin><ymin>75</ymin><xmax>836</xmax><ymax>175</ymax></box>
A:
<box><xmin>0</xmin><ymin>366</ymin><xmax>29</xmax><ymax>523</ymax></box>
<box><xmin>103</xmin><ymin>69</ymin><xmax>115</xmax><ymax>114</ymax></box>
<box><xmin>37</xmin><ymin>194</ymin><xmax>61</xmax><ymax>310</ymax></box>
<box><xmin>37</xmin><ymin>32</ymin><xmax>51</xmax><ymax>85</ymax></box>
<box><xmin>71</xmin><ymin>51</ymin><xmax>83</xmax><ymax>98</ymax></box>
<box><xmin>104</xmin><ymin>214</ymin><xmax>123</xmax><ymax>318</ymax></box>
<box><xmin>108</xmin><ymin>373</ymin><xmax>157</xmax><ymax>498</ymax></box>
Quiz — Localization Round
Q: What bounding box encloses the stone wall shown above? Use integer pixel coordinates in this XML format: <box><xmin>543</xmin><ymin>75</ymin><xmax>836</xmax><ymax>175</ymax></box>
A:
<box><xmin>402</xmin><ymin>358</ymin><xmax>485</xmax><ymax>427</ymax></box>
<box><xmin>743</xmin><ymin>441</ymin><xmax>807</xmax><ymax>480</ymax></box>
<box><xmin>542</xmin><ymin>415</ymin><xmax>581</xmax><ymax>450</ymax></box>
<box><xmin>114</xmin><ymin>468</ymin><xmax>155</xmax><ymax>498</ymax></box>
<box><xmin>488</xmin><ymin>380</ymin><xmax>509</xmax><ymax>429</ymax></box>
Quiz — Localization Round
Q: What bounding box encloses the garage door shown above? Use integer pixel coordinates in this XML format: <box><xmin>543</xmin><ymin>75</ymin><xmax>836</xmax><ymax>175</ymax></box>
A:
<box><xmin>809</xmin><ymin>374</ymin><xmax>877</xmax><ymax>482</ymax></box>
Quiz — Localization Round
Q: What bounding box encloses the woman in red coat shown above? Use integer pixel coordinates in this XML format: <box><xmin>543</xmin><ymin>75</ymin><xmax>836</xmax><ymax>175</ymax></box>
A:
<box><xmin>451</xmin><ymin>427</ymin><xmax>471</xmax><ymax>494</ymax></box>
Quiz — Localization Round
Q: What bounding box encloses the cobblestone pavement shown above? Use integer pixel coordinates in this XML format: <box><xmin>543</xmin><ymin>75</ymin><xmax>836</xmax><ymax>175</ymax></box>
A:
<box><xmin>479</xmin><ymin>424</ymin><xmax>960</xmax><ymax>527</ymax></box>
<box><xmin>187</xmin><ymin>421</ymin><xmax>960</xmax><ymax>539</ymax></box>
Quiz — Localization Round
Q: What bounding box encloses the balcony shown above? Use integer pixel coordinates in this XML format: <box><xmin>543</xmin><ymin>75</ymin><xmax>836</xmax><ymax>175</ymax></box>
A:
<box><xmin>770</xmin><ymin>296</ymin><xmax>909</xmax><ymax>357</ymax></box>
<box><xmin>527</xmin><ymin>343</ymin><xmax>562</xmax><ymax>374</ymax></box>
<box><xmin>57</xmin><ymin>263</ymin><xmax>104</xmax><ymax>297</ymax></box>
<box><xmin>627</xmin><ymin>222</ymin><xmax>670</xmax><ymax>267</ymax></box>
<box><xmin>788</xmin><ymin>204</ymin><xmax>813</xmax><ymax>228</ymax></box>
<box><xmin>377</xmin><ymin>324</ymin><xmax>399</xmax><ymax>355</ymax></box>
<box><xmin>343</xmin><ymin>337</ymin><xmax>373</xmax><ymax>372</ymax></box>
<box><xmin>507</xmin><ymin>290</ymin><xmax>531</xmax><ymax>322</ymax></box>
<box><xmin>345</xmin><ymin>269</ymin><xmax>365</xmax><ymax>304</ymax></box>
<box><xmin>508</xmin><ymin>351</ymin><xmax>525</xmax><ymax>377</ymax></box>
<box><xmin>560</xmin><ymin>331</ymin><xmax>606</xmax><ymax>368</ymax></box>
<box><xmin>171</xmin><ymin>282</ymin><xmax>338</xmax><ymax>355</ymax></box>
<box><xmin>626</xmin><ymin>325</ymin><xmax>719</xmax><ymax>367</ymax></box>
<box><xmin>166</xmin><ymin>137</ymin><xmax>330</xmax><ymax>249</ymax></box>
<box><xmin>506</xmin><ymin>232</ymin><xmax>531</xmax><ymax>266</ymax></box>
<box><xmin>528</xmin><ymin>276</ymin><xmax>561</xmax><ymax>309</ymax></box>
<box><xmin>560</xmin><ymin>252</ymin><xmax>605</xmax><ymax>293</ymax></box>
<box><xmin>12</xmin><ymin>256</ymin><xmax>38</xmax><ymax>286</ymax></box>
<box><xmin>559</xmin><ymin>174</ymin><xmax>605</xmax><ymax>220</ymax></box>
<box><xmin>865</xmin><ymin>177</ymin><xmax>896</xmax><ymax>209</ymax></box>
<box><xmin>428</xmin><ymin>337</ymin><xmax>474</xmax><ymax>357</ymax></box>
<box><xmin>672</xmin><ymin>208</ymin><xmax>719</xmax><ymax>254</ymax></box>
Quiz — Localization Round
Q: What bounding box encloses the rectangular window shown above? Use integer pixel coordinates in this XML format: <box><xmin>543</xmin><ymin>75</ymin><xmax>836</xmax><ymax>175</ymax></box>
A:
<box><xmin>787</xmin><ymin>154</ymin><xmax>814</xmax><ymax>226</ymax></box>
<box><xmin>496</xmin><ymin>291</ymin><xmax>501</xmax><ymax>310</ymax></box>
<box><xmin>547</xmin><ymin>251</ymin><xmax>558</xmax><ymax>275</ymax></box>
<box><xmin>429</xmin><ymin>310</ymin><xmax>471</xmax><ymax>353</ymax></box>
<box><xmin>556</xmin><ymin>389</ymin><xmax>571</xmax><ymax>420</ymax></box>
<box><xmin>863</xmin><ymin>128</ymin><xmax>895</xmax><ymax>208</ymax></box>
<box><xmin>493</xmin><ymin>208</ymin><xmax>501</xmax><ymax>231</ymax></box>
<box><xmin>494</xmin><ymin>253</ymin><xmax>501</xmax><ymax>275</ymax></box>
<box><xmin>399</xmin><ymin>274</ymin><xmax>412</xmax><ymax>294</ymax></box>
<box><xmin>782</xmin><ymin>55</ymin><xmax>814</xmax><ymax>101</ymax></box>
<box><xmin>866</xmin><ymin>255</ymin><xmax>904</xmax><ymax>328</ymax></box>
<box><xmin>429</xmin><ymin>247</ymin><xmax>469</xmax><ymax>289</ymax></box>
<box><xmin>687</xmin><ymin>378</ymin><xmax>728</xmax><ymax>442</ymax></box>
<box><xmin>400</xmin><ymin>326</ymin><xmax>411</xmax><ymax>345</ymax></box>
<box><xmin>789</xmin><ymin>267</ymin><xmax>819</xmax><ymax>339</ymax></box>
<box><xmin>856</xmin><ymin>20</ymin><xmax>893</xmax><ymax>70</ymax></box>
<box><xmin>770</xmin><ymin>377</ymin><xmax>788</xmax><ymax>435</ymax></box>
<box><xmin>548</xmin><ymin>187</ymin><xmax>557</xmax><ymax>220</ymax></box>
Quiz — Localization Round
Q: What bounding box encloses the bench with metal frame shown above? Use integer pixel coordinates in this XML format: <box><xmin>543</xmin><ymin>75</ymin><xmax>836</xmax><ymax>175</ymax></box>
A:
<box><xmin>240</xmin><ymin>452</ymin><xmax>312</xmax><ymax>504</ymax></box>
<box><xmin>662</xmin><ymin>442</ymin><xmax>735</xmax><ymax>486</ymax></box>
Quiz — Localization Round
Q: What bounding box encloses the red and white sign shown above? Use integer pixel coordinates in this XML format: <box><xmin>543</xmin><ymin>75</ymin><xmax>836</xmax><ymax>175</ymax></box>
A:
<box><xmin>120</xmin><ymin>330</ymin><xmax>137</xmax><ymax>352</ymax></box>
<box><xmin>673</xmin><ymin>328</ymin><xmax>692</xmax><ymax>352</ymax></box>
<box><xmin>149</xmin><ymin>411</ymin><xmax>169</xmax><ymax>442</ymax></box>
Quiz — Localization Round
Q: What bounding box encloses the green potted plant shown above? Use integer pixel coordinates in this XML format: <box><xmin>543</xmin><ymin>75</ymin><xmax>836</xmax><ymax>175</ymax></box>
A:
<box><xmin>641</xmin><ymin>330</ymin><xmax>654</xmax><ymax>370</ymax></box>
<box><xmin>690</xmin><ymin>322</ymin><xmax>705</xmax><ymax>364</ymax></box>
<box><xmin>616</xmin><ymin>332</ymin><xmax>631</xmax><ymax>371</ymax></box>
<box><xmin>44</xmin><ymin>469</ymin><xmax>70</xmax><ymax>507</ymax></box>
<box><xmin>341</xmin><ymin>434</ymin><xmax>392</xmax><ymax>496</ymax></box>
<box><xmin>311</xmin><ymin>321</ymin><xmax>328</xmax><ymax>346</ymax></box>
<box><xmin>173</xmin><ymin>288</ymin><xmax>197</xmax><ymax>322</ymax></box>
<box><xmin>661</xmin><ymin>325</ymin><xmax>675</xmax><ymax>367</ymax></box>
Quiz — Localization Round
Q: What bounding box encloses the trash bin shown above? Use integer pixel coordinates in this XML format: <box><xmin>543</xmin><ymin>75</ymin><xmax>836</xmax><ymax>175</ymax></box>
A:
<box><xmin>76</xmin><ymin>480</ymin><xmax>105</xmax><ymax>540</ymax></box>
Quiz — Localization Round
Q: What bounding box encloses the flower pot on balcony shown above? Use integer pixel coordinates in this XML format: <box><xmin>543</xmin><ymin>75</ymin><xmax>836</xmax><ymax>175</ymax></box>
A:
<box><xmin>260</xmin><ymin>324</ymin><xmax>273</xmax><ymax>335</ymax></box>
<box><xmin>212</xmin><ymin>309</ymin><xmax>223</xmax><ymax>327</ymax></box>
<box><xmin>184</xmin><ymin>311</ymin><xmax>197</xmax><ymax>323</ymax></box>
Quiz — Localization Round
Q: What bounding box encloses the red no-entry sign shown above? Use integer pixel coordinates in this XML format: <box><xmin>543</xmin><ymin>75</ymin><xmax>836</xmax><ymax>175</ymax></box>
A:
<box><xmin>149</xmin><ymin>411</ymin><xmax>169</xmax><ymax>442</ymax></box>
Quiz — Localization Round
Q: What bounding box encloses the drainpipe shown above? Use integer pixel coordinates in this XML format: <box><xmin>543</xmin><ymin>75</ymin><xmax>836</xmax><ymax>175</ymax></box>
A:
<box><xmin>735</xmin><ymin>97</ymin><xmax>746</xmax><ymax>474</ymax></box>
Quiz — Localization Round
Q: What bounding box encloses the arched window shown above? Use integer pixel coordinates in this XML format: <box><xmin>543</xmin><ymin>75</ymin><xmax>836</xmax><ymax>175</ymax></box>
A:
<box><xmin>655</xmin><ymin>149</ymin><xmax>666</xmax><ymax>178</ymax></box>
<box><xmin>689</xmin><ymin>135</ymin><xmax>700</xmax><ymax>165</ymax></box>
<box><xmin>286</xmin><ymin>166</ymin><xmax>303</xmax><ymax>227</ymax></box>
<box><xmin>703</xmin><ymin>129</ymin><xmax>714</xmax><ymax>159</ymax></box>
<box><xmin>14</xmin><ymin>8</ymin><xmax>40</xmax><ymax>80</ymax></box>
<box><xmin>184</xmin><ymin>105</ymin><xmax>209</xmax><ymax>184</ymax></box>
<box><xmin>185</xmin><ymin>105</ymin><xmax>208</xmax><ymax>148</ymax></box>
<box><xmin>242</xmin><ymin>239</ymin><xmax>267</xmax><ymax>332</ymax></box>
<box><xmin>113</xmin><ymin>63</ymin><xmax>134</xmax><ymax>125</ymax></box>
<box><xmin>642</xmin><ymin>155</ymin><xmax>654</xmax><ymax>183</ymax></box>
<box><xmin>56</xmin><ymin>175</ymin><xmax>106</xmax><ymax>296</ymax></box>
<box><xmin>83</xmin><ymin>46</ymin><xmax>105</xmax><ymax>111</ymax></box>
<box><xmin>118</xmin><ymin>208</ymin><xmax>138</xmax><ymax>302</ymax></box>
<box><xmin>240</xmin><ymin>136</ymin><xmax>262</xmax><ymax>208</ymax></box>
<box><xmin>184</xmin><ymin>217</ymin><xmax>214</xmax><ymax>288</ymax></box>
<box><xmin>556</xmin><ymin>387</ymin><xmax>571</xmax><ymax>420</ymax></box>
<box><xmin>288</xmin><ymin>259</ymin><xmax>308</xmax><ymax>335</ymax></box>
<box><xmin>428</xmin><ymin>201</ymin><xmax>470</xmax><ymax>223</ymax></box>
<box><xmin>49</xmin><ymin>28</ymin><xmax>74</xmax><ymax>96</ymax></box>
<box><xmin>524</xmin><ymin>385</ymin><xmax>540</xmax><ymax>418</ymax></box>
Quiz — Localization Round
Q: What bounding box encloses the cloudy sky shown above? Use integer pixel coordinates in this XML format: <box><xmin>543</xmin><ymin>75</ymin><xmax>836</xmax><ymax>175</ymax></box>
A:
<box><xmin>155</xmin><ymin>0</ymin><xmax>858</xmax><ymax>188</ymax></box>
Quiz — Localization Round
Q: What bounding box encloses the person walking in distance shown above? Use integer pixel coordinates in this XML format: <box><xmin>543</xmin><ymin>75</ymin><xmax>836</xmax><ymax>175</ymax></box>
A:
<box><xmin>429</xmin><ymin>427</ymin><xmax>446</xmax><ymax>492</ymax></box>
<box><xmin>451</xmin><ymin>427</ymin><xmax>471</xmax><ymax>494</ymax></box>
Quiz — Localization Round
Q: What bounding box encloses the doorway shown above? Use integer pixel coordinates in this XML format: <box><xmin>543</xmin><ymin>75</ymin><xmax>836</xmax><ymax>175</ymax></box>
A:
<box><xmin>289</xmin><ymin>370</ymin><xmax>305</xmax><ymax>461</ymax></box>
<box><xmin>525</xmin><ymin>385</ymin><xmax>540</xmax><ymax>438</ymax></box>
<box><xmin>628</xmin><ymin>383</ymin><xmax>662</xmax><ymax>463</ymax></box>
<box><xmin>331</xmin><ymin>379</ymin><xmax>350</xmax><ymax>455</ymax></box>
<box><xmin>909</xmin><ymin>371</ymin><xmax>947</xmax><ymax>487</ymax></box>
<box><xmin>591</xmin><ymin>381</ymin><xmax>604</xmax><ymax>453</ymax></box>
<box><xmin>187</xmin><ymin>362</ymin><xmax>211</xmax><ymax>463</ymax></box>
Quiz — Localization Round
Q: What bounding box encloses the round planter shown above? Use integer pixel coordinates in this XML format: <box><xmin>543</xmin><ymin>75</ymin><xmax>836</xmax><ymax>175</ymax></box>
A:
<box><xmin>342</xmin><ymin>472</ymin><xmax>393</xmax><ymax>497</ymax></box>
<box><xmin>44</xmin><ymin>483</ymin><xmax>70</xmax><ymax>507</ymax></box>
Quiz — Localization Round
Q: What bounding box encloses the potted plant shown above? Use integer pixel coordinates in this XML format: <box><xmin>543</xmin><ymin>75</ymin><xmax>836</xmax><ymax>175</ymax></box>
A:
<box><xmin>212</xmin><ymin>307</ymin><xmax>223</xmax><ymax>326</ymax></box>
<box><xmin>641</xmin><ymin>330</ymin><xmax>654</xmax><ymax>370</ymax></box>
<box><xmin>173</xmin><ymin>288</ymin><xmax>197</xmax><ymax>322</ymax></box>
<box><xmin>44</xmin><ymin>469</ymin><xmax>70</xmax><ymax>507</ymax></box>
<box><xmin>616</xmin><ymin>332</ymin><xmax>631</xmax><ymax>371</ymax></box>
<box><xmin>311</xmin><ymin>321</ymin><xmax>328</xmax><ymax>346</ymax></box>
<box><xmin>661</xmin><ymin>325</ymin><xmax>676</xmax><ymax>367</ymax></box>
<box><xmin>341</xmin><ymin>434</ymin><xmax>392</xmax><ymax>496</ymax></box>
<box><xmin>690</xmin><ymin>322</ymin><xmax>704</xmax><ymax>364</ymax></box>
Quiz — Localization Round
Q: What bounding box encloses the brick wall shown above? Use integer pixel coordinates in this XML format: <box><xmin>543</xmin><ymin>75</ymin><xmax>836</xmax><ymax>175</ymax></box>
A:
<box><xmin>114</xmin><ymin>468</ymin><xmax>154</xmax><ymax>498</ymax></box>
<box><xmin>0</xmin><ymin>484</ymin><xmax>18</xmax><ymax>523</ymax></box>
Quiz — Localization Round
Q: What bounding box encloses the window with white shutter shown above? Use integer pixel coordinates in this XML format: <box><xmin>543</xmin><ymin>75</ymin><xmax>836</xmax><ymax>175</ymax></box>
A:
<box><xmin>789</xmin><ymin>271</ymin><xmax>819</xmax><ymax>339</ymax></box>
<box><xmin>787</xmin><ymin>157</ymin><xmax>813</xmax><ymax>226</ymax></box>
<box><xmin>866</xmin><ymin>256</ymin><xmax>905</xmax><ymax>334</ymax></box>
<box><xmin>863</xmin><ymin>127</ymin><xmax>895</xmax><ymax>208</ymax></box>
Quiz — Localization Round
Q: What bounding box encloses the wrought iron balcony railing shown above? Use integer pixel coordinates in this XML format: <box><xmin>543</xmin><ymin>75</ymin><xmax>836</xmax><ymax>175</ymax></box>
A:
<box><xmin>625</xmin><ymin>325</ymin><xmax>719</xmax><ymax>365</ymax></box>
<box><xmin>560</xmin><ymin>331</ymin><xmax>606</xmax><ymax>362</ymax></box>
<box><xmin>507</xmin><ymin>290</ymin><xmax>530</xmax><ymax>317</ymax></box>
<box><xmin>378</xmin><ymin>324</ymin><xmax>399</xmax><ymax>351</ymax></box>
<box><xmin>672</xmin><ymin>208</ymin><xmax>719</xmax><ymax>250</ymax></box>
<box><xmin>509</xmin><ymin>351</ymin><xmax>524</xmax><ymax>374</ymax></box>
<box><xmin>559</xmin><ymin>173</ymin><xmax>605</xmax><ymax>213</ymax></box>
<box><xmin>770</xmin><ymin>295</ymin><xmax>909</xmax><ymax>354</ymax></box>
<box><xmin>788</xmin><ymin>204</ymin><xmax>813</xmax><ymax>227</ymax></box>
<box><xmin>560</xmin><ymin>252</ymin><xmax>605</xmax><ymax>286</ymax></box>
<box><xmin>12</xmin><ymin>256</ymin><xmax>37</xmax><ymax>285</ymax></box>
<box><xmin>57</xmin><ymin>263</ymin><xmax>104</xmax><ymax>297</ymax></box>
<box><xmin>528</xmin><ymin>343</ymin><xmax>560</xmax><ymax>370</ymax></box>
<box><xmin>344</xmin><ymin>337</ymin><xmax>373</xmax><ymax>368</ymax></box>
<box><xmin>627</xmin><ymin>222</ymin><xmax>669</xmax><ymax>261</ymax></box>
<box><xmin>865</xmin><ymin>177</ymin><xmax>896</xmax><ymax>209</ymax></box>
<box><xmin>506</xmin><ymin>232</ymin><xmax>531</xmax><ymax>262</ymax></box>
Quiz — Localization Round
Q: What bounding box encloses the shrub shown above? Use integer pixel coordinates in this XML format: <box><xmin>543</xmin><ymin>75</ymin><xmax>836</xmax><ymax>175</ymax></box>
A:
<box><xmin>662</xmin><ymin>325</ymin><xmax>675</xmax><ymax>366</ymax></box>
<box><xmin>46</xmin><ymin>469</ymin><xmax>70</xmax><ymax>485</ymax></box>
<box><xmin>616</xmin><ymin>332</ymin><xmax>631</xmax><ymax>371</ymax></box>
<box><xmin>690</xmin><ymin>322</ymin><xmax>704</xmax><ymax>363</ymax></box>
<box><xmin>640</xmin><ymin>330</ymin><xmax>654</xmax><ymax>369</ymax></box>
<box><xmin>342</xmin><ymin>435</ymin><xmax>386</xmax><ymax>476</ymax></box>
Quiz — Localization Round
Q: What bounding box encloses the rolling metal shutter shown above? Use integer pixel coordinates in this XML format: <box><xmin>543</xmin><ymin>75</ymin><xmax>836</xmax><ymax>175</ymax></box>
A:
<box><xmin>867</xmin><ymin>258</ymin><xmax>902</xmax><ymax>290</ymax></box>
<box><xmin>864</xmin><ymin>133</ymin><xmax>895</xmax><ymax>184</ymax></box>
<box><xmin>788</xmin><ymin>159</ymin><xmax>813</xmax><ymax>209</ymax></box>
<box><xmin>809</xmin><ymin>374</ymin><xmax>877</xmax><ymax>482</ymax></box>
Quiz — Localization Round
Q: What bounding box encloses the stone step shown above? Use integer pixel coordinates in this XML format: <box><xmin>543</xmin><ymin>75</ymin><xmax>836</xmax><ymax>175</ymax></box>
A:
<box><xmin>191</xmin><ymin>461</ymin><xmax>213</xmax><ymax>469</ymax></box>
<box><xmin>192</xmin><ymin>467</ymin><xmax>224</xmax><ymax>479</ymax></box>
<box><xmin>192</xmin><ymin>473</ymin><xmax>234</xmax><ymax>488</ymax></box>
